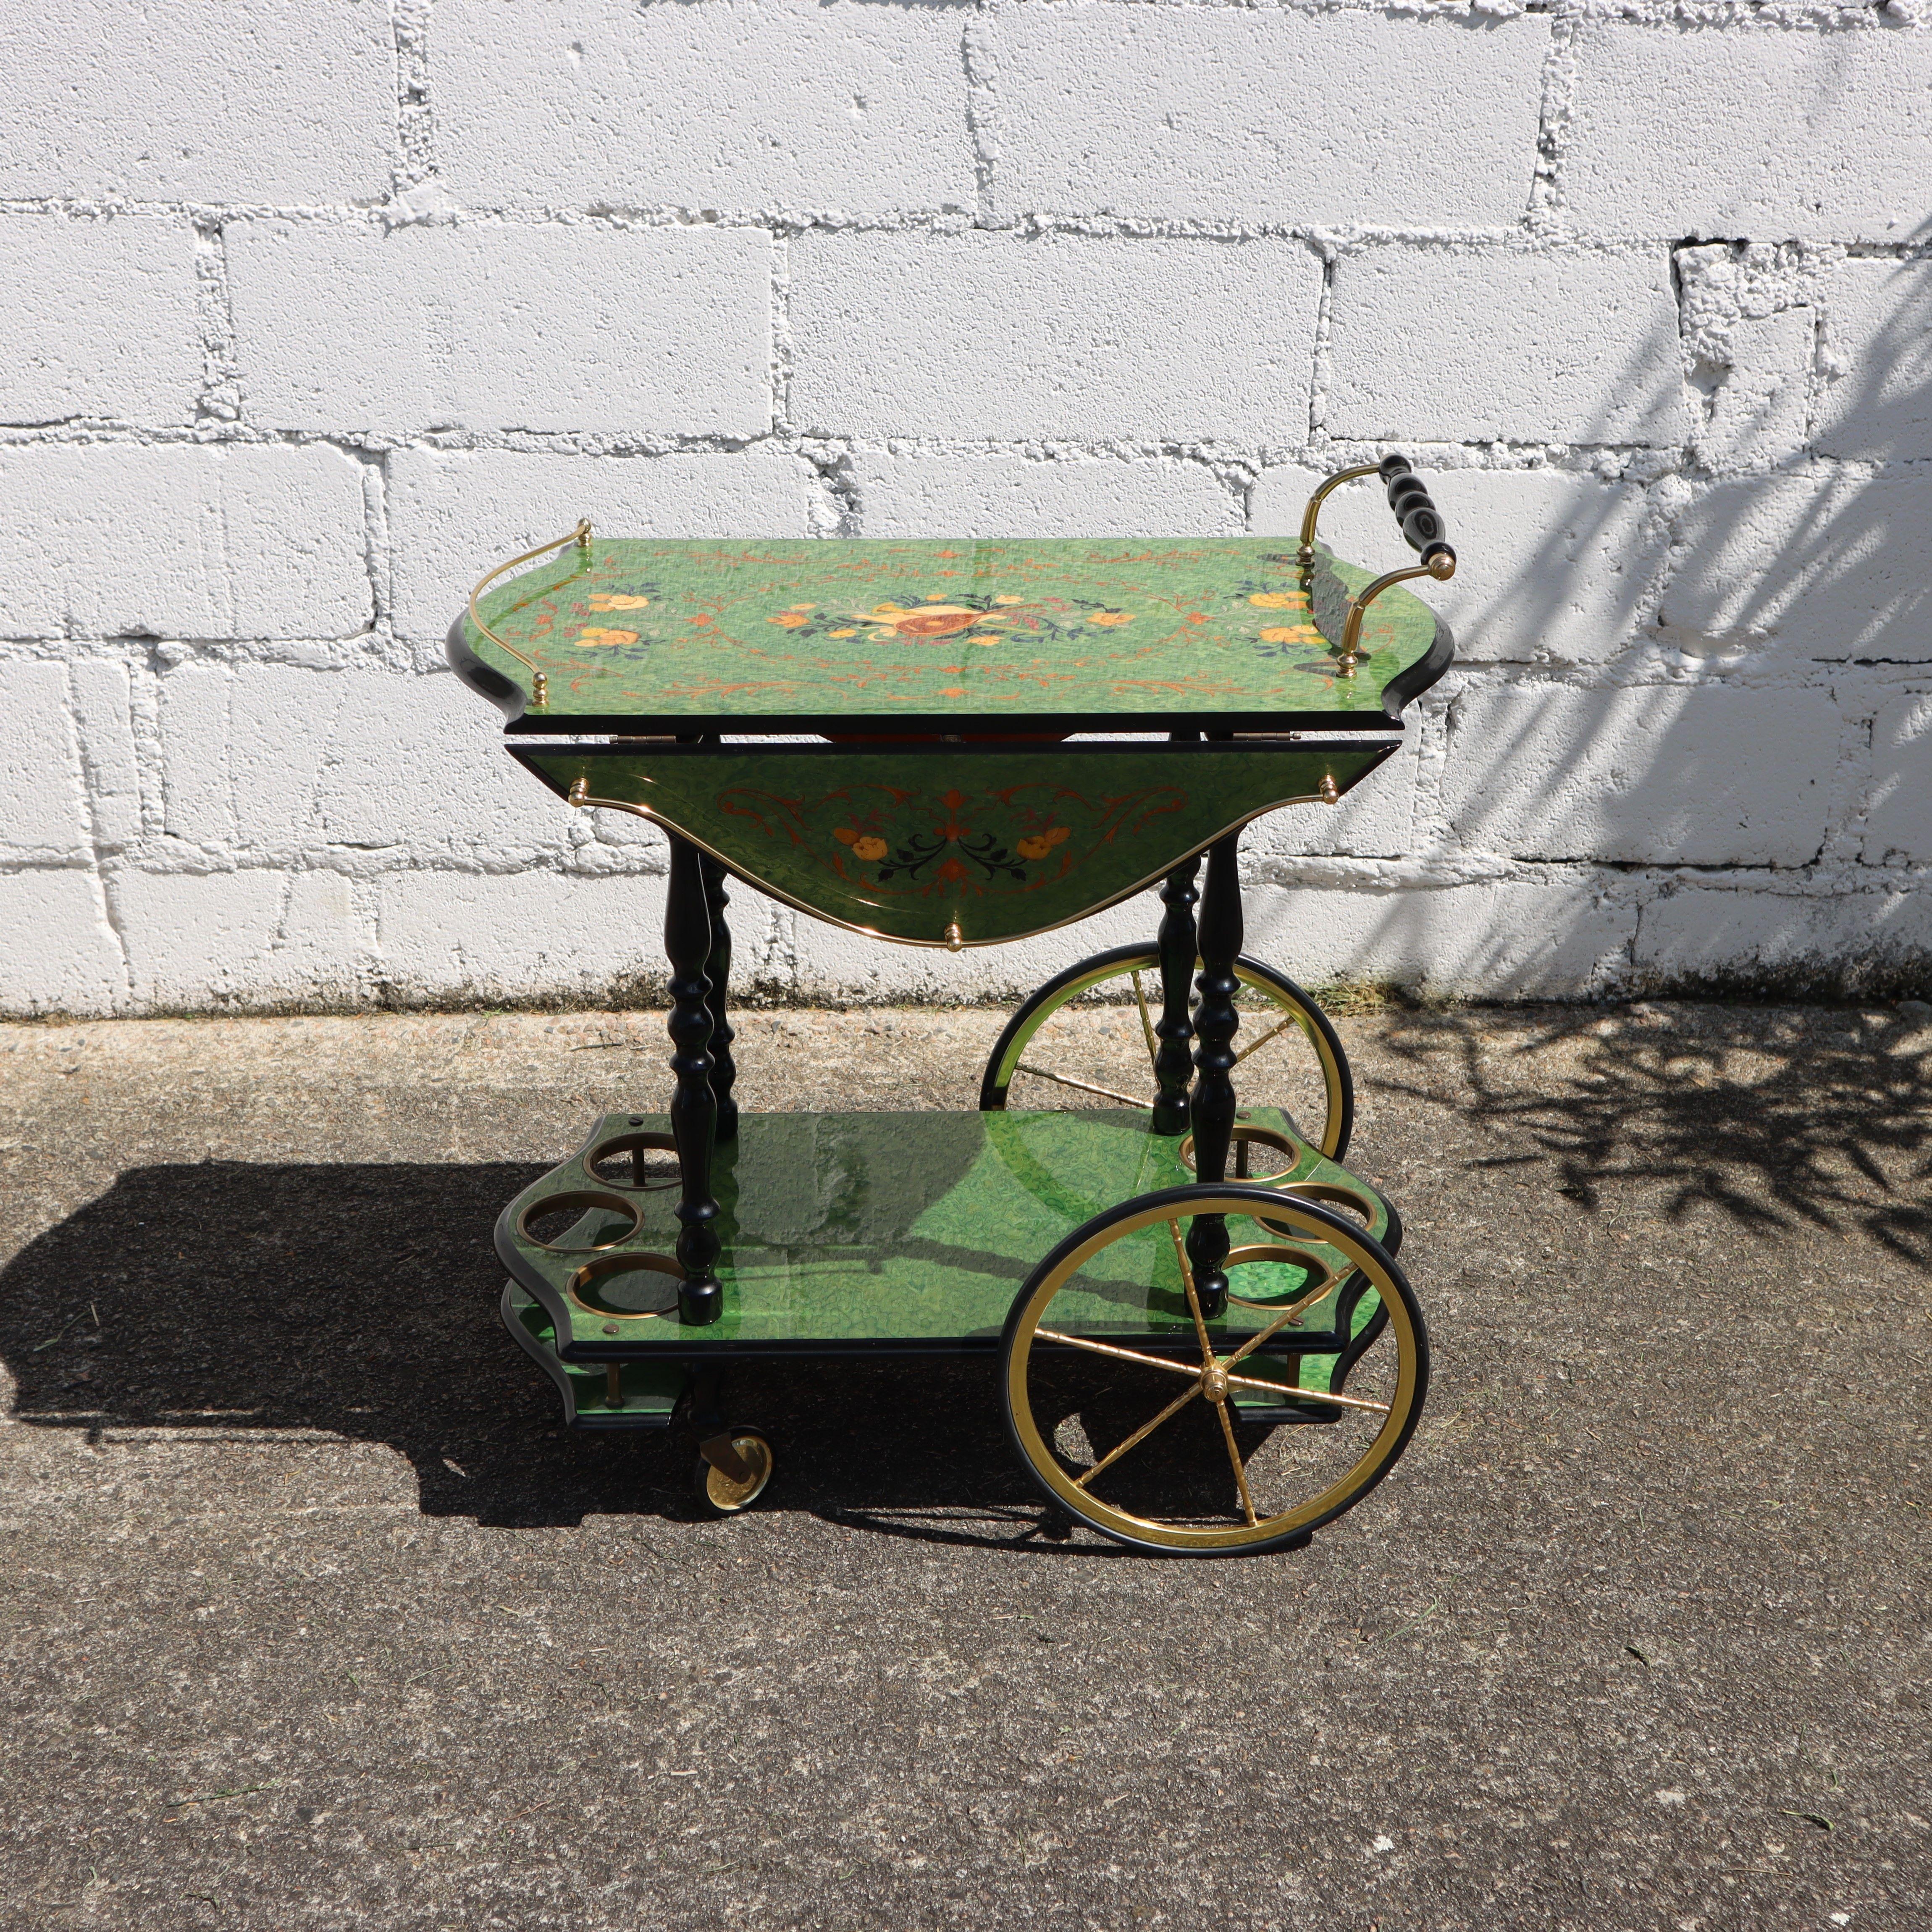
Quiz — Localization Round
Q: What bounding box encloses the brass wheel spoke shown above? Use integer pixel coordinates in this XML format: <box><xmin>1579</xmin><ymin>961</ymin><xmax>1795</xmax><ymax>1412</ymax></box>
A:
<box><xmin>1214</xmin><ymin>1399</ymin><xmax>1259</xmax><ymax>1527</ymax></box>
<box><xmin>1231</xmin><ymin>1010</ymin><xmax>1309</xmax><ymax>1068</ymax></box>
<box><xmin>1221</xmin><ymin>1365</ymin><xmax>1389</xmax><ymax>1413</ymax></box>
<box><xmin>1034</xmin><ymin>1327</ymin><xmax>1200</xmax><ymax>1381</ymax></box>
<box><xmin>1071</xmin><ymin>1381</ymin><xmax>1201</xmax><ymax>1491</ymax></box>
<box><xmin>1129</xmin><ymin>969</ymin><xmax>1161</xmax><ymax>1081</ymax></box>
<box><xmin>1166</xmin><ymin>1217</ymin><xmax>1218</xmax><ymax>1370</ymax></box>
<box><xmin>1013</xmin><ymin>1060</ymin><xmax>1147</xmax><ymax>1109</ymax></box>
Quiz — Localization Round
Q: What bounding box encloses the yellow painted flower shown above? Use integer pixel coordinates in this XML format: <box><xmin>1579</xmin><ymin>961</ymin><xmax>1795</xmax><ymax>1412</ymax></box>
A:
<box><xmin>589</xmin><ymin>593</ymin><xmax>650</xmax><ymax>611</ymax></box>
<box><xmin>1089</xmin><ymin>611</ymin><xmax>1134</xmax><ymax>627</ymax></box>
<box><xmin>852</xmin><ymin>835</ymin><xmax>888</xmax><ymax>862</ymax></box>
<box><xmin>1250</xmin><ymin>592</ymin><xmax>1302</xmax><ymax>609</ymax></box>
<box><xmin>573</xmin><ymin>626</ymin><xmax>638</xmax><ymax>646</ymax></box>
<box><xmin>832</xmin><ymin>826</ymin><xmax>858</xmax><ymax>846</ymax></box>
<box><xmin>829</xmin><ymin>627</ymin><xmax>857</xmax><ymax>638</ymax></box>
<box><xmin>1259</xmin><ymin>624</ymin><xmax>1322</xmax><ymax>644</ymax></box>
<box><xmin>1016</xmin><ymin>824</ymin><xmax>1072</xmax><ymax>861</ymax></box>
<box><xmin>768</xmin><ymin>612</ymin><xmax>810</xmax><ymax>628</ymax></box>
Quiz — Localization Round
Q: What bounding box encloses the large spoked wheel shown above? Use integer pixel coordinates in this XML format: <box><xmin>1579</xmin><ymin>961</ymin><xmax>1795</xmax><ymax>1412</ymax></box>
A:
<box><xmin>1001</xmin><ymin>1184</ymin><xmax>1426</xmax><ymax>1557</ymax></box>
<box><xmin>979</xmin><ymin>946</ymin><xmax>1354</xmax><ymax>1160</ymax></box>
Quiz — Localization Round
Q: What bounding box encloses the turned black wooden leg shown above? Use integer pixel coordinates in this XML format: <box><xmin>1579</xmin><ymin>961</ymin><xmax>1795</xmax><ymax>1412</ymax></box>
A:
<box><xmin>665</xmin><ymin>834</ymin><xmax>722</xmax><ymax>1324</ymax></box>
<box><xmin>1185</xmin><ymin>832</ymin><xmax>1243</xmax><ymax>1319</ymax></box>
<box><xmin>700</xmin><ymin>853</ymin><xmax>738</xmax><ymax>1143</ymax></box>
<box><xmin>1150</xmin><ymin>856</ymin><xmax>1200</xmax><ymax>1135</ymax></box>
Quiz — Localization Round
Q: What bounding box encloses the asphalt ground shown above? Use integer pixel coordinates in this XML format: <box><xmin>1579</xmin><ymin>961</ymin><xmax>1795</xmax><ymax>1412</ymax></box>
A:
<box><xmin>1</xmin><ymin>998</ymin><xmax>1927</xmax><ymax>1931</ymax></box>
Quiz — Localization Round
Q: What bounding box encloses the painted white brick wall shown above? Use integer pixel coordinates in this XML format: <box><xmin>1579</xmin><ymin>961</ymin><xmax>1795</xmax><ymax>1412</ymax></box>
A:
<box><xmin>1564</xmin><ymin>23</ymin><xmax>1932</xmax><ymax>245</ymax></box>
<box><xmin>1867</xmin><ymin>696</ymin><xmax>1932</xmax><ymax>866</ymax></box>
<box><xmin>1814</xmin><ymin>259</ymin><xmax>1932</xmax><ymax>462</ymax></box>
<box><xmin>437</xmin><ymin>0</ymin><xmax>976</xmax><ymax>215</ymax></box>
<box><xmin>1</xmin><ymin>1</ymin><xmax>1925</xmax><ymax>1017</ymax></box>
<box><xmin>1325</xmin><ymin>248</ymin><xmax>1689</xmax><ymax>445</ymax></box>
<box><xmin>3</xmin><ymin>3</ymin><xmax>396</xmax><ymax>205</ymax></box>
<box><xmin>849</xmin><ymin>455</ymin><xmax>1239</xmax><ymax>542</ymax></box>
<box><xmin>226</xmin><ymin>221</ymin><xmax>774</xmax><ymax>435</ymax></box>
<box><xmin>0</xmin><ymin>218</ymin><xmax>202</xmax><ymax>424</ymax></box>
<box><xmin>790</xmin><ymin>231</ymin><xmax>1324</xmax><ymax>442</ymax></box>
<box><xmin>1438</xmin><ymin>686</ymin><xmax>1840</xmax><ymax>867</ymax></box>
<box><xmin>0</xmin><ymin>443</ymin><xmax>372</xmax><ymax>640</ymax></box>
<box><xmin>0</xmin><ymin>662</ymin><xmax>87</xmax><ymax>861</ymax></box>
<box><xmin>987</xmin><ymin>11</ymin><xmax>1551</xmax><ymax>228</ymax></box>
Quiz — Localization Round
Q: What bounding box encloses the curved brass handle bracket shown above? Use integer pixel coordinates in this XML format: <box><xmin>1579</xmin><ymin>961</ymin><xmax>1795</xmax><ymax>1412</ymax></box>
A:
<box><xmin>1295</xmin><ymin>463</ymin><xmax>1381</xmax><ymax>568</ymax></box>
<box><xmin>466</xmin><ymin>519</ymin><xmax>593</xmax><ymax>713</ymax></box>
<box><xmin>1337</xmin><ymin>550</ymin><xmax>1455</xmax><ymax>676</ymax></box>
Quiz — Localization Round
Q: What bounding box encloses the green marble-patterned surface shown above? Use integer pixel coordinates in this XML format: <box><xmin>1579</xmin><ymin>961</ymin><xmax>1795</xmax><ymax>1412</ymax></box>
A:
<box><xmin>502</xmin><ymin>1285</ymin><xmax>688</xmax><ymax>1430</ymax></box>
<box><xmin>460</xmin><ymin>537</ymin><xmax>1437</xmax><ymax>726</ymax></box>
<box><xmin>516</xmin><ymin>741</ymin><xmax>1388</xmax><ymax>946</ymax></box>
<box><xmin>496</xmin><ymin>1109</ymin><xmax>1391</xmax><ymax>1396</ymax></box>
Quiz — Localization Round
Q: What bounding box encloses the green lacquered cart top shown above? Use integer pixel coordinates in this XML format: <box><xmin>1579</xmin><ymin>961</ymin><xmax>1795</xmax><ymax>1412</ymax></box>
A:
<box><xmin>498</xmin><ymin>1108</ymin><xmax>1391</xmax><ymax>1361</ymax></box>
<box><xmin>452</xmin><ymin>537</ymin><xmax>1446</xmax><ymax>733</ymax></box>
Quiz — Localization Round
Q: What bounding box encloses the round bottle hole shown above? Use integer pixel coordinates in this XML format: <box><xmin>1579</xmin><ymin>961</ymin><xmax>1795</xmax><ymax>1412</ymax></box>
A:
<box><xmin>568</xmin><ymin>1250</ymin><xmax>685</xmax><ymax>1320</ymax></box>
<box><xmin>517</xmin><ymin>1189</ymin><xmax>641</xmax><ymax>1252</ymax></box>
<box><xmin>1177</xmin><ymin>1124</ymin><xmax>1300</xmax><ymax>1179</ymax></box>
<box><xmin>588</xmin><ymin>1131</ymin><xmax>680</xmax><ymax>1191</ymax></box>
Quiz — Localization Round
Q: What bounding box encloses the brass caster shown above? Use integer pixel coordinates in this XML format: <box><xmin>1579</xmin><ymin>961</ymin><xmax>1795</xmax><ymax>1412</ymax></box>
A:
<box><xmin>696</xmin><ymin>1430</ymin><xmax>774</xmax><ymax>1514</ymax></box>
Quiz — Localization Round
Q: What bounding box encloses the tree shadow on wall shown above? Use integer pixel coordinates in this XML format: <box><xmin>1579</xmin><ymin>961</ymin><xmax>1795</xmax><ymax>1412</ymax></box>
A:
<box><xmin>1659</xmin><ymin>243</ymin><xmax>1932</xmax><ymax>665</ymax></box>
<box><xmin>1249</xmin><ymin>217</ymin><xmax>1932</xmax><ymax>1003</ymax></box>
<box><xmin>1375</xmin><ymin>1003</ymin><xmax>1932</xmax><ymax>1265</ymax></box>
<box><xmin>0</xmin><ymin>1158</ymin><xmax>1088</xmax><ymax>1541</ymax></box>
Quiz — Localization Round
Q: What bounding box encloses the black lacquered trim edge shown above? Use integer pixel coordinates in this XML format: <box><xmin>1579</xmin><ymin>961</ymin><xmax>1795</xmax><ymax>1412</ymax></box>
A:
<box><xmin>1381</xmin><ymin>611</ymin><xmax>1455</xmax><ymax>722</ymax></box>
<box><xmin>511</xmin><ymin>736</ymin><xmax>1403</xmax><ymax>761</ymax></box>
<box><xmin>446</xmin><ymin>611</ymin><xmax>528</xmax><ymax>722</ymax></box>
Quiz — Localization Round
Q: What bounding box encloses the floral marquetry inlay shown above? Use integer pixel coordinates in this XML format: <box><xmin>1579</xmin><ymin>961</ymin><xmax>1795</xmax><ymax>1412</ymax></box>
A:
<box><xmin>462</xmin><ymin>537</ymin><xmax>1441</xmax><ymax>725</ymax></box>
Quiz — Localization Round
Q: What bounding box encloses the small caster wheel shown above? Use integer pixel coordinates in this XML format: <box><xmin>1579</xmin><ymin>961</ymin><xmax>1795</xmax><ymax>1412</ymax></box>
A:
<box><xmin>695</xmin><ymin>1430</ymin><xmax>774</xmax><ymax>1515</ymax></box>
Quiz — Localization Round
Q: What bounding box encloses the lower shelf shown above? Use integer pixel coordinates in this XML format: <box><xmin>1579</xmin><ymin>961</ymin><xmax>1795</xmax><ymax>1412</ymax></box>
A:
<box><xmin>497</xmin><ymin>1108</ymin><xmax>1396</xmax><ymax>1372</ymax></box>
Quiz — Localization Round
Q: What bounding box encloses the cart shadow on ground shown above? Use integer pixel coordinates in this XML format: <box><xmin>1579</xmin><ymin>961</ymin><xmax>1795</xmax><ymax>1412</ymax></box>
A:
<box><xmin>5</xmin><ymin>1009</ymin><xmax>1923</xmax><ymax>1547</ymax></box>
<box><xmin>0</xmin><ymin>1158</ymin><xmax>1218</xmax><ymax>1553</ymax></box>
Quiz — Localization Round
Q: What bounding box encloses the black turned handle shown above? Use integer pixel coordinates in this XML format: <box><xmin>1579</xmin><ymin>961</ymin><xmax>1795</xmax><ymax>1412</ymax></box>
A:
<box><xmin>1377</xmin><ymin>454</ymin><xmax>1453</xmax><ymax>568</ymax></box>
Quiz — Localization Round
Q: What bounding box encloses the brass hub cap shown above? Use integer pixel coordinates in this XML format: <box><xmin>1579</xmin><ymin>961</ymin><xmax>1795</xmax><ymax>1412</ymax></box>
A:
<box><xmin>1200</xmin><ymin>1361</ymin><xmax>1230</xmax><ymax>1406</ymax></box>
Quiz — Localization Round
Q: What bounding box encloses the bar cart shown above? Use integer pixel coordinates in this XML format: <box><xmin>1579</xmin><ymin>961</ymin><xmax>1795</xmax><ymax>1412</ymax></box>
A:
<box><xmin>448</xmin><ymin>457</ymin><xmax>1456</xmax><ymax>1555</ymax></box>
